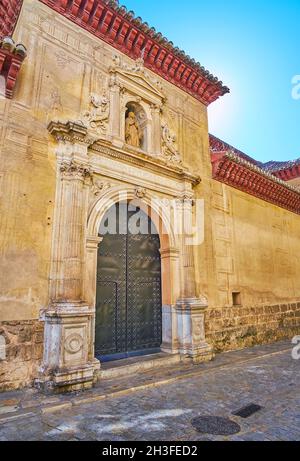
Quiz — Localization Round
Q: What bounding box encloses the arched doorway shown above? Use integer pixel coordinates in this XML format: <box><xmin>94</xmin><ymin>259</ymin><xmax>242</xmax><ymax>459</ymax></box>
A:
<box><xmin>95</xmin><ymin>202</ymin><xmax>162</xmax><ymax>362</ymax></box>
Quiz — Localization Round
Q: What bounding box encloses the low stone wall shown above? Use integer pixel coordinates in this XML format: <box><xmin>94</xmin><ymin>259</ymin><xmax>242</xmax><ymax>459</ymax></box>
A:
<box><xmin>205</xmin><ymin>302</ymin><xmax>300</xmax><ymax>353</ymax></box>
<box><xmin>0</xmin><ymin>320</ymin><xmax>44</xmax><ymax>392</ymax></box>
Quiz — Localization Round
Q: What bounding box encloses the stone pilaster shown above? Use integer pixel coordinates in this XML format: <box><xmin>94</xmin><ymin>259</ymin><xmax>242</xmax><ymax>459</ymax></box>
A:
<box><xmin>175</xmin><ymin>192</ymin><xmax>214</xmax><ymax>363</ymax></box>
<box><xmin>160</xmin><ymin>247</ymin><xmax>180</xmax><ymax>354</ymax></box>
<box><xmin>109</xmin><ymin>75</ymin><xmax>122</xmax><ymax>145</ymax></box>
<box><xmin>36</xmin><ymin>121</ymin><xmax>99</xmax><ymax>392</ymax></box>
<box><xmin>151</xmin><ymin>103</ymin><xmax>162</xmax><ymax>156</ymax></box>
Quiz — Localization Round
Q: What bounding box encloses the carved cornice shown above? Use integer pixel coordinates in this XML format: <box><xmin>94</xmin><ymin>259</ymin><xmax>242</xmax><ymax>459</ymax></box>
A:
<box><xmin>47</xmin><ymin>120</ymin><xmax>99</xmax><ymax>146</ymax></box>
<box><xmin>90</xmin><ymin>140</ymin><xmax>201</xmax><ymax>186</ymax></box>
<box><xmin>0</xmin><ymin>37</ymin><xmax>27</xmax><ymax>99</ymax></box>
<box><xmin>48</xmin><ymin>120</ymin><xmax>200</xmax><ymax>186</ymax></box>
<box><xmin>39</xmin><ymin>0</ymin><xmax>229</xmax><ymax>106</ymax></box>
<box><xmin>212</xmin><ymin>152</ymin><xmax>300</xmax><ymax>215</ymax></box>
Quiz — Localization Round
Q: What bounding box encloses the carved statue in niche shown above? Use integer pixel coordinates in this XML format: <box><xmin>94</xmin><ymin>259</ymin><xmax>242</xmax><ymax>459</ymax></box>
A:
<box><xmin>125</xmin><ymin>111</ymin><xmax>143</xmax><ymax>148</ymax></box>
<box><xmin>82</xmin><ymin>92</ymin><xmax>110</xmax><ymax>134</ymax></box>
<box><xmin>161</xmin><ymin>122</ymin><xmax>182</xmax><ymax>164</ymax></box>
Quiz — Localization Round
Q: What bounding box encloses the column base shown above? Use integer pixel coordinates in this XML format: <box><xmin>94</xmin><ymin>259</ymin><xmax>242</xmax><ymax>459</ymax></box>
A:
<box><xmin>36</xmin><ymin>302</ymin><xmax>97</xmax><ymax>393</ymax></box>
<box><xmin>187</xmin><ymin>342</ymin><xmax>215</xmax><ymax>364</ymax></box>
<box><xmin>35</xmin><ymin>363</ymin><xmax>95</xmax><ymax>394</ymax></box>
<box><xmin>161</xmin><ymin>304</ymin><xmax>179</xmax><ymax>354</ymax></box>
<box><xmin>176</xmin><ymin>296</ymin><xmax>214</xmax><ymax>363</ymax></box>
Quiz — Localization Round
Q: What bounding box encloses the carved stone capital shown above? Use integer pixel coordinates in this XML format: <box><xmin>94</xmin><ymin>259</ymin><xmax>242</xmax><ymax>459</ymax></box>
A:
<box><xmin>86</xmin><ymin>236</ymin><xmax>103</xmax><ymax>251</ymax></box>
<box><xmin>176</xmin><ymin>296</ymin><xmax>208</xmax><ymax>313</ymax></box>
<box><xmin>151</xmin><ymin>103</ymin><xmax>162</xmax><ymax>114</ymax></box>
<box><xmin>60</xmin><ymin>160</ymin><xmax>92</xmax><ymax>181</ymax></box>
<box><xmin>176</xmin><ymin>191</ymin><xmax>195</xmax><ymax>207</ymax></box>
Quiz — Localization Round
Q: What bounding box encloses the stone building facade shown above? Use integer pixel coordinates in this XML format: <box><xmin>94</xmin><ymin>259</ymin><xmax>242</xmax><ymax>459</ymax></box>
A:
<box><xmin>0</xmin><ymin>0</ymin><xmax>300</xmax><ymax>392</ymax></box>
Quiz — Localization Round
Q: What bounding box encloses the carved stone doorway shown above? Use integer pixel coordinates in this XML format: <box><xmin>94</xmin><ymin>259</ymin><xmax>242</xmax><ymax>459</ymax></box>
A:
<box><xmin>95</xmin><ymin>202</ymin><xmax>162</xmax><ymax>362</ymax></box>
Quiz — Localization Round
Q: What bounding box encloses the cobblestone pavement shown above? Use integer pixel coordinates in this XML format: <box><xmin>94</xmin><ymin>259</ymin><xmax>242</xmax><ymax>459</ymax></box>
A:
<box><xmin>0</xmin><ymin>341</ymin><xmax>299</xmax><ymax>441</ymax></box>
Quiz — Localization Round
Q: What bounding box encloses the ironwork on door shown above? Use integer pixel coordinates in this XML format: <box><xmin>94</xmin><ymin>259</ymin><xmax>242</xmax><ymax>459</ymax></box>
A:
<box><xmin>95</xmin><ymin>203</ymin><xmax>162</xmax><ymax>361</ymax></box>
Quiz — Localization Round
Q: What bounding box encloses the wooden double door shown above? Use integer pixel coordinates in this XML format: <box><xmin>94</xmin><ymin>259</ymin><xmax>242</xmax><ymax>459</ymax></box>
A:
<box><xmin>95</xmin><ymin>203</ymin><xmax>162</xmax><ymax>361</ymax></box>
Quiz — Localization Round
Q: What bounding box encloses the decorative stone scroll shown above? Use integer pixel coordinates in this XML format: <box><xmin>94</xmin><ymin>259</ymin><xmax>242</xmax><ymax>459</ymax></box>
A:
<box><xmin>91</xmin><ymin>178</ymin><xmax>111</xmax><ymax>197</ymax></box>
<box><xmin>81</xmin><ymin>92</ymin><xmax>110</xmax><ymax>135</ymax></box>
<box><xmin>161</xmin><ymin>122</ymin><xmax>182</xmax><ymax>165</ymax></box>
<box><xmin>135</xmin><ymin>187</ymin><xmax>147</xmax><ymax>199</ymax></box>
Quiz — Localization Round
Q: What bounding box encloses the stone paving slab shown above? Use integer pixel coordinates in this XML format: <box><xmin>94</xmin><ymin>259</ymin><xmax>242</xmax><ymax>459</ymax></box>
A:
<box><xmin>0</xmin><ymin>340</ymin><xmax>293</xmax><ymax>421</ymax></box>
<box><xmin>0</xmin><ymin>340</ymin><xmax>299</xmax><ymax>441</ymax></box>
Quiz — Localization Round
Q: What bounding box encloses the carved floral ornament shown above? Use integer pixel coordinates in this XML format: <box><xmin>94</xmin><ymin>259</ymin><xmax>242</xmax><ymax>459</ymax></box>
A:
<box><xmin>91</xmin><ymin>178</ymin><xmax>111</xmax><ymax>197</ymax></box>
<box><xmin>161</xmin><ymin>122</ymin><xmax>182</xmax><ymax>165</ymax></box>
<box><xmin>135</xmin><ymin>187</ymin><xmax>147</xmax><ymax>199</ymax></box>
<box><xmin>60</xmin><ymin>160</ymin><xmax>92</xmax><ymax>181</ymax></box>
<box><xmin>64</xmin><ymin>333</ymin><xmax>84</xmax><ymax>355</ymax></box>
<box><xmin>80</xmin><ymin>92</ymin><xmax>110</xmax><ymax>135</ymax></box>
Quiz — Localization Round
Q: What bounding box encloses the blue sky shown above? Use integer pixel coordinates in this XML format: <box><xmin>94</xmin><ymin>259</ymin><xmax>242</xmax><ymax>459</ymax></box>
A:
<box><xmin>122</xmin><ymin>0</ymin><xmax>300</xmax><ymax>162</ymax></box>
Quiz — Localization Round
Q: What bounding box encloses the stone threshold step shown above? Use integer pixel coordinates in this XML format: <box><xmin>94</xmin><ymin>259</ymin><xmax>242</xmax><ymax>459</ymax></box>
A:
<box><xmin>99</xmin><ymin>352</ymin><xmax>183</xmax><ymax>380</ymax></box>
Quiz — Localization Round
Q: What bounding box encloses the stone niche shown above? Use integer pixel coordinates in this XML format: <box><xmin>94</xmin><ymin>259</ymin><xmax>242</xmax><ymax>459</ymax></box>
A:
<box><xmin>108</xmin><ymin>56</ymin><xmax>165</xmax><ymax>157</ymax></box>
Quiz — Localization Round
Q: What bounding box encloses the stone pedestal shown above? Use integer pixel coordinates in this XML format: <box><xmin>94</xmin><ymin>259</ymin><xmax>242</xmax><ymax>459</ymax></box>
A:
<box><xmin>36</xmin><ymin>303</ymin><xmax>96</xmax><ymax>392</ymax></box>
<box><xmin>176</xmin><ymin>297</ymin><xmax>214</xmax><ymax>363</ymax></box>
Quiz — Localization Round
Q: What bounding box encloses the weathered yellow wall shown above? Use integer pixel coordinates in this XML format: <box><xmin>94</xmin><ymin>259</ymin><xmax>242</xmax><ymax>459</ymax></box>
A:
<box><xmin>209</xmin><ymin>182</ymin><xmax>300</xmax><ymax>305</ymax></box>
<box><xmin>204</xmin><ymin>182</ymin><xmax>300</xmax><ymax>351</ymax></box>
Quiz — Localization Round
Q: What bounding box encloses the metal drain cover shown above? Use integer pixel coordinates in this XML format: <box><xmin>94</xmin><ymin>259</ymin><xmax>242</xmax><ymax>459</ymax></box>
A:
<box><xmin>232</xmin><ymin>403</ymin><xmax>263</xmax><ymax>419</ymax></box>
<box><xmin>191</xmin><ymin>416</ymin><xmax>241</xmax><ymax>436</ymax></box>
